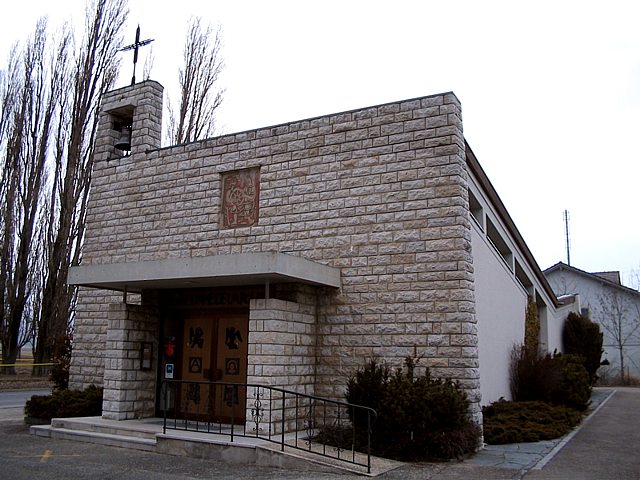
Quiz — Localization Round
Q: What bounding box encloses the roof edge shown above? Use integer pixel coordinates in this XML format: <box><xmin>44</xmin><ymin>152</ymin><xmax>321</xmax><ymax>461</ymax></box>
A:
<box><xmin>544</xmin><ymin>262</ymin><xmax>640</xmax><ymax>297</ymax></box>
<box><xmin>465</xmin><ymin>141</ymin><xmax>560</xmax><ymax>307</ymax></box>
<box><xmin>68</xmin><ymin>252</ymin><xmax>341</xmax><ymax>292</ymax></box>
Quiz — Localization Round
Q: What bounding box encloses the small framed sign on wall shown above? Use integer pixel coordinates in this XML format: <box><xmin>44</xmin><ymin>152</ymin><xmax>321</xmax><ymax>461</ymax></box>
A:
<box><xmin>140</xmin><ymin>342</ymin><xmax>153</xmax><ymax>370</ymax></box>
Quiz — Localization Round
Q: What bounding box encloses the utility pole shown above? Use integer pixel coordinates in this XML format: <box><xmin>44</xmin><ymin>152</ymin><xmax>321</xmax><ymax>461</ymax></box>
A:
<box><xmin>564</xmin><ymin>209</ymin><xmax>571</xmax><ymax>266</ymax></box>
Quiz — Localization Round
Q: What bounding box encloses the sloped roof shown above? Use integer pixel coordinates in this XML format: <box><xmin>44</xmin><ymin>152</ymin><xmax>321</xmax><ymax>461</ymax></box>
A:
<box><xmin>593</xmin><ymin>271</ymin><xmax>621</xmax><ymax>285</ymax></box>
<box><xmin>544</xmin><ymin>262</ymin><xmax>640</xmax><ymax>298</ymax></box>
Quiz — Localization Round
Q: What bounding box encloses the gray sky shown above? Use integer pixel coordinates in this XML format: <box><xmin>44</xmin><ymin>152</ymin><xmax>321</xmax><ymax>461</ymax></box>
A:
<box><xmin>2</xmin><ymin>0</ymin><xmax>639</xmax><ymax>285</ymax></box>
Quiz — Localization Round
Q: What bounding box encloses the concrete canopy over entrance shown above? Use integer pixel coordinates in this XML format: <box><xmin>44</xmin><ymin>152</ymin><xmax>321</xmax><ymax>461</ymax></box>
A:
<box><xmin>68</xmin><ymin>252</ymin><xmax>341</xmax><ymax>292</ymax></box>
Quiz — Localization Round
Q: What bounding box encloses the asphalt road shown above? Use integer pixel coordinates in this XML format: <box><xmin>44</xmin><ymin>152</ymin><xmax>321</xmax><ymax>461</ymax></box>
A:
<box><xmin>0</xmin><ymin>417</ymin><xmax>507</xmax><ymax>480</ymax></box>
<box><xmin>0</xmin><ymin>389</ymin><xmax>50</xmax><ymax>409</ymax></box>
<box><xmin>0</xmin><ymin>388</ymin><xmax>637</xmax><ymax>479</ymax></box>
<box><xmin>0</xmin><ymin>419</ymin><xmax>394</xmax><ymax>480</ymax></box>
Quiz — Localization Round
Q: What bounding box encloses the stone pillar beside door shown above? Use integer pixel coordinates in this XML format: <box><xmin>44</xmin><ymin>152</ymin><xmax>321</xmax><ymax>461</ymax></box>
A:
<box><xmin>246</xmin><ymin>298</ymin><xmax>317</xmax><ymax>435</ymax></box>
<box><xmin>102</xmin><ymin>302</ymin><xmax>159</xmax><ymax>420</ymax></box>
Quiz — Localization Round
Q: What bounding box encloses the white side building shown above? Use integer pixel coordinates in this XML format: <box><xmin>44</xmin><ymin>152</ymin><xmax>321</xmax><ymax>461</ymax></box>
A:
<box><xmin>545</xmin><ymin>262</ymin><xmax>640</xmax><ymax>382</ymax></box>
<box><xmin>466</xmin><ymin>148</ymin><xmax>580</xmax><ymax>404</ymax></box>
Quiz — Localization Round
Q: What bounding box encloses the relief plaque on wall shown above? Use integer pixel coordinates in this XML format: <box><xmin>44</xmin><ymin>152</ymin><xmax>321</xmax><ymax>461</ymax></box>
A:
<box><xmin>221</xmin><ymin>168</ymin><xmax>260</xmax><ymax>228</ymax></box>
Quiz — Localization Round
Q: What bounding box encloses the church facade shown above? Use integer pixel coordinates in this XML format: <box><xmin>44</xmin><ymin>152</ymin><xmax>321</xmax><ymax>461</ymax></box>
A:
<box><xmin>68</xmin><ymin>81</ymin><xmax>577</xmax><ymax>427</ymax></box>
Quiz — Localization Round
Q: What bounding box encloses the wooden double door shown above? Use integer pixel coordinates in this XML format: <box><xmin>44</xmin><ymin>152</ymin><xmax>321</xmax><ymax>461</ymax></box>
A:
<box><xmin>178</xmin><ymin>312</ymin><xmax>248</xmax><ymax>423</ymax></box>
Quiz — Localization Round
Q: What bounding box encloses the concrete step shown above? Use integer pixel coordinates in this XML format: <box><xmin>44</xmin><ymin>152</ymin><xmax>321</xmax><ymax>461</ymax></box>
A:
<box><xmin>29</xmin><ymin>417</ymin><xmax>402</xmax><ymax>476</ymax></box>
<box><xmin>31</xmin><ymin>424</ymin><xmax>156</xmax><ymax>452</ymax></box>
<box><xmin>49</xmin><ymin>416</ymin><xmax>161</xmax><ymax>440</ymax></box>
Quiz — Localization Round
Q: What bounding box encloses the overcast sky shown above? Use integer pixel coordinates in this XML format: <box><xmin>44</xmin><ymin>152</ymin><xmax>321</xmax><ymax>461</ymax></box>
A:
<box><xmin>2</xmin><ymin>1</ymin><xmax>639</xmax><ymax>286</ymax></box>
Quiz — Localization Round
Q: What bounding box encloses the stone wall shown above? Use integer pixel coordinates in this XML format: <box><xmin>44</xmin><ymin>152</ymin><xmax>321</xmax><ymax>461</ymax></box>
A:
<box><xmin>102</xmin><ymin>303</ymin><xmax>159</xmax><ymax>420</ymax></box>
<box><xmin>69</xmin><ymin>288</ymin><xmax>120</xmax><ymax>389</ymax></box>
<box><xmin>247</xmin><ymin>297</ymin><xmax>317</xmax><ymax>434</ymax></box>
<box><xmin>69</xmin><ymin>81</ymin><xmax>162</xmax><ymax>390</ymax></box>
<box><xmin>247</xmin><ymin>297</ymin><xmax>317</xmax><ymax>394</ymax></box>
<box><xmin>73</xmin><ymin>85</ymin><xmax>480</xmax><ymax>422</ymax></box>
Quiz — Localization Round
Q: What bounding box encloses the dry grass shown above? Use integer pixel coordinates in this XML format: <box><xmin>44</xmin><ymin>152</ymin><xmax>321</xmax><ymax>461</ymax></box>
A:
<box><xmin>597</xmin><ymin>372</ymin><xmax>640</xmax><ymax>386</ymax></box>
<box><xmin>0</xmin><ymin>360</ymin><xmax>53</xmax><ymax>391</ymax></box>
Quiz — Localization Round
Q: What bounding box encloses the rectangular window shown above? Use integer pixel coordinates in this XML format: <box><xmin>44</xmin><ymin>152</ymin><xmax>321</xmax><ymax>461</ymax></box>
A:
<box><xmin>486</xmin><ymin>217</ymin><xmax>513</xmax><ymax>271</ymax></box>
<box><xmin>468</xmin><ymin>189</ymin><xmax>484</xmax><ymax>230</ymax></box>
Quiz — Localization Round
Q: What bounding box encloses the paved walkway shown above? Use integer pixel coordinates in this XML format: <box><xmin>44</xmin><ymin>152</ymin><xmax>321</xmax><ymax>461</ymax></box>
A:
<box><xmin>467</xmin><ymin>388</ymin><xmax>613</xmax><ymax>472</ymax></box>
<box><xmin>408</xmin><ymin>387</ymin><xmax>639</xmax><ymax>480</ymax></box>
<box><xmin>523</xmin><ymin>387</ymin><xmax>640</xmax><ymax>479</ymax></box>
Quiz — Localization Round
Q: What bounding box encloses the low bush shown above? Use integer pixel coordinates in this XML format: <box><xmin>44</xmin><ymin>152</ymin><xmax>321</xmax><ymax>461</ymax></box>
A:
<box><xmin>345</xmin><ymin>358</ymin><xmax>481</xmax><ymax>461</ymax></box>
<box><xmin>511</xmin><ymin>346</ymin><xmax>591</xmax><ymax>411</ymax></box>
<box><xmin>510</xmin><ymin>345</ymin><xmax>556</xmax><ymax>402</ymax></box>
<box><xmin>483</xmin><ymin>400</ymin><xmax>582</xmax><ymax>444</ymax></box>
<box><xmin>25</xmin><ymin>385</ymin><xmax>103</xmax><ymax>421</ymax></box>
<box><xmin>548</xmin><ymin>354</ymin><xmax>591</xmax><ymax>410</ymax></box>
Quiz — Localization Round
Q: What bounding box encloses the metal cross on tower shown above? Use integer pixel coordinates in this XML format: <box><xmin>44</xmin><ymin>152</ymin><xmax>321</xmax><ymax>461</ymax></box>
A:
<box><xmin>120</xmin><ymin>25</ymin><xmax>154</xmax><ymax>85</ymax></box>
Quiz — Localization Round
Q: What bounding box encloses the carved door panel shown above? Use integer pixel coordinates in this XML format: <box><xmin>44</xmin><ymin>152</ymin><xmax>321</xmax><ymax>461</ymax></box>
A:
<box><xmin>178</xmin><ymin>313</ymin><xmax>248</xmax><ymax>423</ymax></box>
<box><xmin>179</xmin><ymin>316</ymin><xmax>214</xmax><ymax>418</ymax></box>
<box><xmin>213</xmin><ymin>314</ymin><xmax>248</xmax><ymax>422</ymax></box>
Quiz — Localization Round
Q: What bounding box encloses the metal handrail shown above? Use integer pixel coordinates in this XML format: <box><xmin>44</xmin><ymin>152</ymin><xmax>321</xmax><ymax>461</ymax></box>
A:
<box><xmin>160</xmin><ymin>379</ymin><xmax>376</xmax><ymax>474</ymax></box>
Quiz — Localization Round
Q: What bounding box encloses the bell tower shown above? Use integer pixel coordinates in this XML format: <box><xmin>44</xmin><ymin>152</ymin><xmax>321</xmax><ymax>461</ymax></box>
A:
<box><xmin>93</xmin><ymin>80</ymin><xmax>163</xmax><ymax>162</ymax></box>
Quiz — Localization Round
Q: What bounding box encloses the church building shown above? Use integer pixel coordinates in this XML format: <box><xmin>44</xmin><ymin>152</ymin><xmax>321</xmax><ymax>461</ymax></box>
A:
<box><xmin>68</xmin><ymin>80</ymin><xmax>578</xmax><ymax>429</ymax></box>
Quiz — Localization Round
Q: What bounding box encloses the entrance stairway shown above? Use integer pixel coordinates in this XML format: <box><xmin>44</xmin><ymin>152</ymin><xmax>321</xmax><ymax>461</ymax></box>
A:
<box><xmin>31</xmin><ymin>417</ymin><xmax>402</xmax><ymax>476</ymax></box>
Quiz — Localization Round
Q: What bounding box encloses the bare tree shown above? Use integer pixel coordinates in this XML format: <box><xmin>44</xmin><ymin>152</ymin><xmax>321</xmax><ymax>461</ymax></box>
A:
<box><xmin>547</xmin><ymin>273</ymin><xmax>578</xmax><ymax>297</ymax></box>
<box><xmin>597</xmin><ymin>289</ymin><xmax>640</xmax><ymax>383</ymax></box>
<box><xmin>33</xmin><ymin>0</ymin><xmax>127</xmax><ymax>375</ymax></box>
<box><xmin>629</xmin><ymin>266</ymin><xmax>640</xmax><ymax>291</ymax></box>
<box><xmin>167</xmin><ymin>17</ymin><xmax>224</xmax><ymax>144</ymax></box>
<box><xmin>142</xmin><ymin>46</ymin><xmax>154</xmax><ymax>81</ymax></box>
<box><xmin>0</xmin><ymin>19</ymin><xmax>64</xmax><ymax>373</ymax></box>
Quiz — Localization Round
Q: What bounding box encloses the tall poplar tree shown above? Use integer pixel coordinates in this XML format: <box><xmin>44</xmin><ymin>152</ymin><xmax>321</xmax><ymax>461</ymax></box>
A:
<box><xmin>167</xmin><ymin>17</ymin><xmax>225</xmax><ymax>144</ymax></box>
<box><xmin>33</xmin><ymin>0</ymin><xmax>128</xmax><ymax>375</ymax></box>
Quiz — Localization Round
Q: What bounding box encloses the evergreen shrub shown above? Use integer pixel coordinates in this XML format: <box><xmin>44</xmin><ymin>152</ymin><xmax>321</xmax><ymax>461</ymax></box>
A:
<box><xmin>25</xmin><ymin>385</ymin><xmax>103</xmax><ymax>421</ymax></box>
<box><xmin>345</xmin><ymin>358</ymin><xmax>481</xmax><ymax>461</ymax></box>
<box><xmin>549</xmin><ymin>354</ymin><xmax>591</xmax><ymax>410</ymax></box>
<box><xmin>483</xmin><ymin>400</ymin><xmax>582</xmax><ymax>444</ymax></box>
<box><xmin>510</xmin><ymin>345</ymin><xmax>591</xmax><ymax>411</ymax></box>
<box><xmin>563</xmin><ymin>312</ymin><xmax>603</xmax><ymax>384</ymax></box>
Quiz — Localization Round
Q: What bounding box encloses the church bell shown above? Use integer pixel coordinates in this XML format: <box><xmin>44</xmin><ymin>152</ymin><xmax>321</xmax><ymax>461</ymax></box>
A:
<box><xmin>115</xmin><ymin>126</ymin><xmax>132</xmax><ymax>152</ymax></box>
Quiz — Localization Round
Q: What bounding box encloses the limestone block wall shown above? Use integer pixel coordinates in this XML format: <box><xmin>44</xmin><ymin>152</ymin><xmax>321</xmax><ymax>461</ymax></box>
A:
<box><xmin>247</xmin><ymin>298</ymin><xmax>317</xmax><ymax>392</ymax></box>
<box><xmin>102</xmin><ymin>303</ymin><xmax>159</xmax><ymax>420</ymax></box>
<box><xmin>74</xmin><ymin>85</ymin><xmax>481</xmax><ymax>422</ymax></box>
<box><xmin>69</xmin><ymin>288</ymin><xmax>121</xmax><ymax>389</ymax></box>
<box><xmin>70</xmin><ymin>81</ymin><xmax>163</xmax><ymax>389</ymax></box>
<box><xmin>246</xmin><ymin>297</ymin><xmax>317</xmax><ymax>433</ymax></box>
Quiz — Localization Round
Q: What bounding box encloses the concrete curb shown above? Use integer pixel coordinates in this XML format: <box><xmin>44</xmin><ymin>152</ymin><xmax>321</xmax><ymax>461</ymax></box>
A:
<box><xmin>531</xmin><ymin>389</ymin><xmax>617</xmax><ymax>471</ymax></box>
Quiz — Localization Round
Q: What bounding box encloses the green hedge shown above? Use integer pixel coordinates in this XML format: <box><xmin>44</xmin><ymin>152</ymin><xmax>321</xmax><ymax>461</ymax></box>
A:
<box><xmin>25</xmin><ymin>385</ymin><xmax>103</xmax><ymax>421</ymax></box>
<box><xmin>563</xmin><ymin>312</ymin><xmax>603</xmax><ymax>384</ymax></box>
